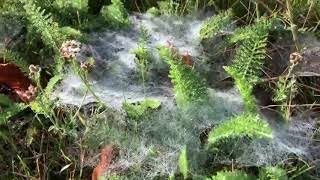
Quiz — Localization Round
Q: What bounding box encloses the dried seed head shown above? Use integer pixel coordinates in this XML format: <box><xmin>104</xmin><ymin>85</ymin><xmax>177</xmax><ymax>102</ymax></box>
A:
<box><xmin>29</xmin><ymin>64</ymin><xmax>41</xmax><ymax>76</ymax></box>
<box><xmin>289</xmin><ymin>52</ymin><xmax>302</xmax><ymax>65</ymax></box>
<box><xmin>59</xmin><ymin>40</ymin><xmax>82</xmax><ymax>60</ymax></box>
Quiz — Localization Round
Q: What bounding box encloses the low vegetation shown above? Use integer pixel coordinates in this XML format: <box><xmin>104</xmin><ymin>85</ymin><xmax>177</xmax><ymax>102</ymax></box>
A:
<box><xmin>1</xmin><ymin>0</ymin><xmax>320</xmax><ymax>179</ymax></box>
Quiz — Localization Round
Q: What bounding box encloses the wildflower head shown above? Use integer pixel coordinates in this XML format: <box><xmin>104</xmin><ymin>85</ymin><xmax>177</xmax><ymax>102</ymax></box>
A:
<box><xmin>29</xmin><ymin>64</ymin><xmax>41</xmax><ymax>77</ymax></box>
<box><xmin>59</xmin><ymin>40</ymin><xmax>82</xmax><ymax>60</ymax></box>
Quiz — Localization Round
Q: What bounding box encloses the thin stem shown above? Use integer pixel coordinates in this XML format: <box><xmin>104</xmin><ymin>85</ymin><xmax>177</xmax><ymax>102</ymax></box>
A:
<box><xmin>286</xmin><ymin>0</ymin><xmax>301</xmax><ymax>51</ymax></box>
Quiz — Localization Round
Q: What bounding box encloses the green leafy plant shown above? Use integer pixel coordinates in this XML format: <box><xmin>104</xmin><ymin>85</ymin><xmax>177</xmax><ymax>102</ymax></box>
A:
<box><xmin>199</xmin><ymin>9</ymin><xmax>233</xmax><ymax>40</ymax></box>
<box><xmin>22</xmin><ymin>0</ymin><xmax>66</xmax><ymax>51</ymax></box>
<box><xmin>29</xmin><ymin>74</ymin><xmax>63</xmax><ymax>117</ymax></box>
<box><xmin>208</xmin><ymin>170</ymin><xmax>255</xmax><ymax>180</ymax></box>
<box><xmin>146</xmin><ymin>7</ymin><xmax>160</xmax><ymax>16</ymax></box>
<box><xmin>123</xmin><ymin>99</ymin><xmax>161</xmax><ymax>120</ymax></box>
<box><xmin>224</xmin><ymin>18</ymin><xmax>272</xmax><ymax>112</ymax></box>
<box><xmin>259</xmin><ymin>166</ymin><xmax>288</xmax><ymax>180</ymax></box>
<box><xmin>132</xmin><ymin>26</ymin><xmax>151</xmax><ymax>95</ymax></box>
<box><xmin>178</xmin><ymin>146</ymin><xmax>188</xmax><ymax>179</ymax></box>
<box><xmin>102</xmin><ymin>0</ymin><xmax>130</xmax><ymax>28</ymax></box>
<box><xmin>0</xmin><ymin>94</ymin><xmax>26</xmax><ymax>123</ymax></box>
<box><xmin>228</xmin><ymin>18</ymin><xmax>272</xmax><ymax>83</ymax></box>
<box><xmin>224</xmin><ymin>67</ymin><xmax>256</xmax><ymax>112</ymax></box>
<box><xmin>158</xmin><ymin>46</ymin><xmax>208</xmax><ymax>106</ymax></box>
<box><xmin>207</xmin><ymin>112</ymin><xmax>272</xmax><ymax>149</ymax></box>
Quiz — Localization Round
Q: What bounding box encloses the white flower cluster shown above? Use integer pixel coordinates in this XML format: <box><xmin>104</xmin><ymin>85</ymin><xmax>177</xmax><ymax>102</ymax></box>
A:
<box><xmin>59</xmin><ymin>40</ymin><xmax>82</xmax><ymax>60</ymax></box>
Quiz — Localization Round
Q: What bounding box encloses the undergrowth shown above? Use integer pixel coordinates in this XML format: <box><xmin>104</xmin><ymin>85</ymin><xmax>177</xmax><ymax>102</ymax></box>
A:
<box><xmin>0</xmin><ymin>0</ymin><xmax>319</xmax><ymax>179</ymax></box>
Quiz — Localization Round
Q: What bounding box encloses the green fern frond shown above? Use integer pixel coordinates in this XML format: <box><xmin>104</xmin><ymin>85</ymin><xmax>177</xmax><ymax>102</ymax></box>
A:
<box><xmin>210</xmin><ymin>170</ymin><xmax>255</xmax><ymax>180</ymax></box>
<box><xmin>158</xmin><ymin>46</ymin><xmax>208</xmax><ymax>106</ymax></box>
<box><xmin>224</xmin><ymin>19</ymin><xmax>272</xmax><ymax>112</ymax></box>
<box><xmin>230</xmin><ymin>18</ymin><xmax>271</xmax><ymax>43</ymax></box>
<box><xmin>224</xmin><ymin>66</ymin><xmax>256</xmax><ymax>112</ymax></box>
<box><xmin>23</xmin><ymin>0</ymin><xmax>65</xmax><ymax>50</ymax></box>
<box><xmin>44</xmin><ymin>74</ymin><xmax>63</xmax><ymax>96</ymax></box>
<box><xmin>1</xmin><ymin>50</ymin><xmax>29</xmax><ymax>74</ymax></box>
<box><xmin>228</xmin><ymin>18</ymin><xmax>272</xmax><ymax>82</ymax></box>
<box><xmin>259</xmin><ymin>166</ymin><xmax>288</xmax><ymax>180</ymax></box>
<box><xmin>29</xmin><ymin>74</ymin><xmax>62</xmax><ymax>117</ymax></box>
<box><xmin>207</xmin><ymin>113</ymin><xmax>272</xmax><ymax>148</ymax></box>
<box><xmin>199</xmin><ymin>9</ymin><xmax>233</xmax><ymax>40</ymax></box>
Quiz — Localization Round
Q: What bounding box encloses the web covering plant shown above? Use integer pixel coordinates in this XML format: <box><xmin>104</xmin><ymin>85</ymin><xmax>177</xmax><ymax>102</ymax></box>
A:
<box><xmin>207</xmin><ymin>113</ymin><xmax>272</xmax><ymax>149</ymax></box>
<box><xmin>207</xmin><ymin>16</ymin><xmax>273</xmax><ymax>152</ymax></box>
<box><xmin>199</xmin><ymin>9</ymin><xmax>233</xmax><ymax>40</ymax></box>
<box><xmin>158</xmin><ymin>46</ymin><xmax>208</xmax><ymax>106</ymax></box>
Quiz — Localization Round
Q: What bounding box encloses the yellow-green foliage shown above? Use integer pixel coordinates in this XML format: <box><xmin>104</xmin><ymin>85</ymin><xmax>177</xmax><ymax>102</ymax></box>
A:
<box><xmin>58</xmin><ymin>26</ymin><xmax>83</xmax><ymax>40</ymax></box>
<box><xmin>29</xmin><ymin>74</ymin><xmax>63</xmax><ymax>117</ymax></box>
<box><xmin>199</xmin><ymin>9</ymin><xmax>232</xmax><ymax>40</ymax></box>
<box><xmin>178</xmin><ymin>146</ymin><xmax>188</xmax><ymax>179</ymax></box>
<box><xmin>158</xmin><ymin>46</ymin><xmax>208</xmax><ymax>106</ymax></box>
<box><xmin>123</xmin><ymin>99</ymin><xmax>161</xmax><ymax>120</ymax></box>
<box><xmin>147</xmin><ymin>7</ymin><xmax>160</xmax><ymax>16</ymax></box>
<box><xmin>133</xmin><ymin>26</ymin><xmax>151</xmax><ymax>78</ymax></box>
<box><xmin>208</xmin><ymin>170</ymin><xmax>255</xmax><ymax>180</ymax></box>
<box><xmin>224</xmin><ymin>66</ymin><xmax>256</xmax><ymax>112</ymax></box>
<box><xmin>102</xmin><ymin>0</ymin><xmax>130</xmax><ymax>28</ymax></box>
<box><xmin>207</xmin><ymin>113</ymin><xmax>272</xmax><ymax>149</ymax></box>
<box><xmin>23</xmin><ymin>0</ymin><xmax>66</xmax><ymax>51</ymax></box>
<box><xmin>259</xmin><ymin>166</ymin><xmax>288</xmax><ymax>180</ymax></box>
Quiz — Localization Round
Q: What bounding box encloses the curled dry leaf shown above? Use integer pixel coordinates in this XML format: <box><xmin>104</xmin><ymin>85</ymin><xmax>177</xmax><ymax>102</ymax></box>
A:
<box><xmin>0</xmin><ymin>63</ymin><xmax>36</xmax><ymax>102</ymax></box>
<box><xmin>182</xmin><ymin>51</ymin><xmax>193</xmax><ymax>67</ymax></box>
<box><xmin>92</xmin><ymin>145</ymin><xmax>114</xmax><ymax>180</ymax></box>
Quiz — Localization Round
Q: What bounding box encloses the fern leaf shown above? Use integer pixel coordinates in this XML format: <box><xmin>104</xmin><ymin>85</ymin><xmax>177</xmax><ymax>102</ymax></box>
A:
<box><xmin>224</xmin><ymin>66</ymin><xmax>256</xmax><ymax>112</ymax></box>
<box><xmin>23</xmin><ymin>0</ymin><xmax>64</xmax><ymax>50</ymax></box>
<box><xmin>44</xmin><ymin>74</ymin><xmax>63</xmax><ymax>96</ymax></box>
<box><xmin>228</xmin><ymin>18</ymin><xmax>272</xmax><ymax>82</ymax></box>
<box><xmin>123</xmin><ymin>99</ymin><xmax>161</xmax><ymax>120</ymax></box>
<box><xmin>199</xmin><ymin>9</ymin><xmax>233</xmax><ymax>40</ymax></box>
<box><xmin>158</xmin><ymin>46</ymin><xmax>208</xmax><ymax>106</ymax></box>
<box><xmin>207</xmin><ymin>113</ymin><xmax>272</xmax><ymax>148</ymax></box>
